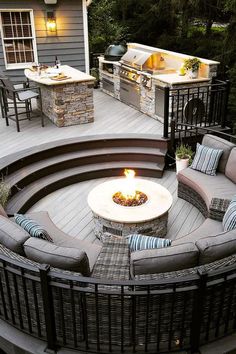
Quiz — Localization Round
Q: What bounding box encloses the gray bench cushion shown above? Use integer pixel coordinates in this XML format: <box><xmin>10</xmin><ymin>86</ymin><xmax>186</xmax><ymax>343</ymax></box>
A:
<box><xmin>196</xmin><ymin>229</ymin><xmax>236</xmax><ymax>265</ymax></box>
<box><xmin>0</xmin><ymin>215</ymin><xmax>30</xmax><ymax>255</ymax></box>
<box><xmin>26</xmin><ymin>211</ymin><xmax>102</xmax><ymax>272</ymax></box>
<box><xmin>225</xmin><ymin>147</ymin><xmax>236</xmax><ymax>184</ymax></box>
<box><xmin>130</xmin><ymin>243</ymin><xmax>199</xmax><ymax>277</ymax></box>
<box><xmin>172</xmin><ymin>218</ymin><xmax>223</xmax><ymax>246</ymax></box>
<box><xmin>24</xmin><ymin>237</ymin><xmax>90</xmax><ymax>276</ymax></box>
<box><xmin>177</xmin><ymin>168</ymin><xmax>236</xmax><ymax>209</ymax></box>
<box><xmin>202</xmin><ymin>134</ymin><xmax>235</xmax><ymax>173</ymax></box>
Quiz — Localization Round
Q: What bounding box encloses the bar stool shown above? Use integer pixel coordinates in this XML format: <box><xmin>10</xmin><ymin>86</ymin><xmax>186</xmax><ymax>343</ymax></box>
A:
<box><xmin>0</xmin><ymin>73</ymin><xmax>44</xmax><ymax>132</ymax></box>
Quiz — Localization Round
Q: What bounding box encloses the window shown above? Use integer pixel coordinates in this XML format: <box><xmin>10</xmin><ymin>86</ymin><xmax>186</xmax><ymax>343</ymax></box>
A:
<box><xmin>0</xmin><ymin>10</ymin><xmax>38</xmax><ymax>69</ymax></box>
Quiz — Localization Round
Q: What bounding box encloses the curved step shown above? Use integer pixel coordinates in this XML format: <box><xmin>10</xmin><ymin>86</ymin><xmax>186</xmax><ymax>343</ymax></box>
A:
<box><xmin>0</xmin><ymin>134</ymin><xmax>169</xmax><ymax>175</ymax></box>
<box><xmin>5</xmin><ymin>146</ymin><xmax>166</xmax><ymax>195</ymax></box>
<box><xmin>6</xmin><ymin>161</ymin><xmax>164</xmax><ymax>215</ymax></box>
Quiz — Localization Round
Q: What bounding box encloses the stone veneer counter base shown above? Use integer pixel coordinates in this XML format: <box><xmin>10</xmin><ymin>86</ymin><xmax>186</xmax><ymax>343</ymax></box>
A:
<box><xmin>87</xmin><ymin>178</ymin><xmax>173</xmax><ymax>241</ymax></box>
<box><xmin>25</xmin><ymin>65</ymin><xmax>95</xmax><ymax>127</ymax></box>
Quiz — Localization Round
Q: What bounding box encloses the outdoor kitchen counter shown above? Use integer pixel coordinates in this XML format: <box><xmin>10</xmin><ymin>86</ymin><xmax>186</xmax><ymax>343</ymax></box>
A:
<box><xmin>152</xmin><ymin>73</ymin><xmax>210</xmax><ymax>86</ymax></box>
<box><xmin>25</xmin><ymin>65</ymin><xmax>95</xmax><ymax>127</ymax></box>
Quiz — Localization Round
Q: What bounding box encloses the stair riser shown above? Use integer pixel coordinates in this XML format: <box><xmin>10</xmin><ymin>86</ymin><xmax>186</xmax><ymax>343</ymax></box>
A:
<box><xmin>1</xmin><ymin>138</ymin><xmax>168</xmax><ymax>175</ymax></box>
<box><xmin>9</xmin><ymin>153</ymin><xmax>165</xmax><ymax>196</ymax></box>
<box><xmin>7</xmin><ymin>167</ymin><xmax>163</xmax><ymax>215</ymax></box>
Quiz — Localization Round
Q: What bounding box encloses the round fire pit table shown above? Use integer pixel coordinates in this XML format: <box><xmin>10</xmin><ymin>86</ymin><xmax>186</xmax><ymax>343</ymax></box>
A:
<box><xmin>87</xmin><ymin>178</ymin><xmax>173</xmax><ymax>241</ymax></box>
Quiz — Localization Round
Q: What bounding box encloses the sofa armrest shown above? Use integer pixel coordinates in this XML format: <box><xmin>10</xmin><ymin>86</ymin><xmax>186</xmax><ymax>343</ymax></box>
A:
<box><xmin>209</xmin><ymin>198</ymin><xmax>231</xmax><ymax>221</ymax></box>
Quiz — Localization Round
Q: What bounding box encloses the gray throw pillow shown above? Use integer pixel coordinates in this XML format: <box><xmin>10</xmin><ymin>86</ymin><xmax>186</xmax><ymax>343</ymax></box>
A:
<box><xmin>191</xmin><ymin>143</ymin><xmax>223</xmax><ymax>176</ymax></box>
<box><xmin>0</xmin><ymin>215</ymin><xmax>30</xmax><ymax>255</ymax></box>
<box><xmin>15</xmin><ymin>214</ymin><xmax>53</xmax><ymax>242</ymax></box>
<box><xmin>24</xmin><ymin>237</ymin><xmax>90</xmax><ymax>276</ymax></box>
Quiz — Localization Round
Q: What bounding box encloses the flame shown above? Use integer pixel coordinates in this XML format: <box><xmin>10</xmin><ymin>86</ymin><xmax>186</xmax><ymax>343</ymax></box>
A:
<box><xmin>121</xmin><ymin>169</ymin><xmax>136</xmax><ymax>199</ymax></box>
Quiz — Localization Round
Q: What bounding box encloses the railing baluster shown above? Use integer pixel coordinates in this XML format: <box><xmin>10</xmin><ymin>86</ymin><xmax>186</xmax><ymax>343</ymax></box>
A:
<box><xmin>121</xmin><ymin>285</ymin><xmax>124</xmax><ymax>353</ymax></box>
<box><xmin>156</xmin><ymin>293</ymin><xmax>162</xmax><ymax>352</ymax></box>
<box><xmin>21</xmin><ymin>269</ymin><xmax>32</xmax><ymax>333</ymax></box>
<box><xmin>32</xmin><ymin>279</ymin><xmax>41</xmax><ymax>337</ymax></box>
<box><xmin>13</xmin><ymin>273</ymin><xmax>23</xmax><ymax>329</ymax></box>
<box><xmin>0</xmin><ymin>271</ymin><xmax>8</xmax><ymax>320</ymax></box>
<box><xmin>145</xmin><ymin>285</ymin><xmax>150</xmax><ymax>352</ymax></box>
<box><xmin>95</xmin><ymin>283</ymin><xmax>100</xmax><ymax>352</ymax></box>
<box><xmin>70</xmin><ymin>280</ymin><xmax>78</xmax><ymax>348</ymax></box>
<box><xmin>131</xmin><ymin>285</ymin><xmax>136</xmax><ymax>353</ymax></box>
<box><xmin>108</xmin><ymin>294</ymin><xmax>112</xmax><ymax>352</ymax></box>
<box><xmin>3</xmin><ymin>262</ymin><xmax>15</xmax><ymax>324</ymax></box>
<box><xmin>163</xmin><ymin>87</ymin><xmax>169</xmax><ymax>139</ymax></box>
<box><xmin>58</xmin><ymin>287</ymin><xmax>66</xmax><ymax>346</ymax></box>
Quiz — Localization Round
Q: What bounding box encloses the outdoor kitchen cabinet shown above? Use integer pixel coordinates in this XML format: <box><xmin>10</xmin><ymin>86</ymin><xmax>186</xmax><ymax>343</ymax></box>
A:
<box><xmin>99</xmin><ymin>43</ymin><xmax>219</xmax><ymax>123</ymax></box>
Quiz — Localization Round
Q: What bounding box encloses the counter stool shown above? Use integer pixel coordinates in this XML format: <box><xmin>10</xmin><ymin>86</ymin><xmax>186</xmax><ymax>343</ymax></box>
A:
<box><xmin>0</xmin><ymin>73</ymin><xmax>44</xmax><ymax>132</ymax></box>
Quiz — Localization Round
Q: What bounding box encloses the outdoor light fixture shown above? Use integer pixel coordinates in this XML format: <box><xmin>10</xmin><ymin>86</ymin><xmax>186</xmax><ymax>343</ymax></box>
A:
<box><xmin>46</xmin><ymin>11</ymin><xmax>57</xmax><ymax>32</ymax></box>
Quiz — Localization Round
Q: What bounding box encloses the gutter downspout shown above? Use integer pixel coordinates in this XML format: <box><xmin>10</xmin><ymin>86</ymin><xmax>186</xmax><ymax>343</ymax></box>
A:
<box><xmin>82</xmin><ymin>0</ymin><xmax>92</xmax><ymax>74</ymax></box>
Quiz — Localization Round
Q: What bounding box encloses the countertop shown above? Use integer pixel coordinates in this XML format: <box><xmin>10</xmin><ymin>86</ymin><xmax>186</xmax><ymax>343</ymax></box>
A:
<box><xmin>25</xmin><ymin>65</ymin><xmax>95</xmax><ymax>86</ymax></box>
<box><xmin>152</xmin><ymin>73</ymin><xmax>210</xmax><ymax>85</ymax></box>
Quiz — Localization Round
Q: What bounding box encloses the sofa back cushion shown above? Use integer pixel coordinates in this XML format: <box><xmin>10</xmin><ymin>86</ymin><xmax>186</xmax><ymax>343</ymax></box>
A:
<box><xmin>0</xmin><ymin>215</ymin><xmax>30</xmax><ymax>255</ymax></box>
<box><xmin>225</xmin><ymin>148</ymin><xmax>236</xmax><ymax>183</ymax></box>
<box><xmin>202</xmin><ymin>134</ymin><xmax>235</xmax><ymax>173</ymax></box>
<box><xmin>130</xmin><ymin>243</ymin><xmax>199</xmax><ymax>277</ymax></box>
<box><xmin>196</xmin><ymin>229</ymin><xmax>236</xmax><ymax>265</ymax></box>
<box><xmin>24</xmin><ymin>237</ymin><xmax>90</xmax><ymax>276</ymax></box>
<box><xmin>15</xmin><ymin>214</ymin><xmax>53</xmax><ymax>242</ymax></box>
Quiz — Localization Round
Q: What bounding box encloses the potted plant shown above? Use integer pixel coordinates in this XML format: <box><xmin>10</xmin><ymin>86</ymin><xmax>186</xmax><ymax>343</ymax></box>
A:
<box><xmin>175</xmin><ymin>144</ymin><xmax>193</xmax><ymax>174</ymax></box>
<box><xmin>0</xmin><ymin>181</ymin><xmax>10</xmax><ymax>208</ymax></box>
<box><xmin>183</xmin><ymin>57</ymin><xmax>201</xmax><ymax>79</ymax></box>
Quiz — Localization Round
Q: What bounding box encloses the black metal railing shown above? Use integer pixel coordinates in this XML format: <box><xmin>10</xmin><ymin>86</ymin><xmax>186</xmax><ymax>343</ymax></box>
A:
<box><xmin>0</xmin><ymin>251</ymin><xmax>236</xmax><ymax>353</ymax></box>
<box><xmin>162</xmin><ymin>79</ymin><xmax>231</xmax><ymax>140</ymax></box>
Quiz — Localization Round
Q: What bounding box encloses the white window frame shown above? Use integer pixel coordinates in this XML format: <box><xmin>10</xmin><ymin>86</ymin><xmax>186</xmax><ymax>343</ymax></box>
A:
<box><xmin>0</xmin><ymin>9</ymin><xmax>38</xmax><ymax>70</ymax></box>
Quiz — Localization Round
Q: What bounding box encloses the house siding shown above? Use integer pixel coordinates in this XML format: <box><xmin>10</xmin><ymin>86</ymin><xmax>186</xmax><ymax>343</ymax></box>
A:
<box><xmin>0</xmin><ymin>0</ymin><xmax>86</xmax><ymax>83</ymax></box>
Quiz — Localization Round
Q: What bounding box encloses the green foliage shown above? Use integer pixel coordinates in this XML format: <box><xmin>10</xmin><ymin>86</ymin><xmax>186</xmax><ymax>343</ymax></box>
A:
<box><xmin>0</xmin><ymin>182</ymin><xmax>10</xmax><ymax>208</ymax></box>
<box><xmin>176</xmin><ymin>144</ymin><xmax>194</xmax><ymax>162</ymax></box>
<box><xmin>183</xmin><ymin>57</ymin><xmax>201</xmax><ymax>71</ymax></box>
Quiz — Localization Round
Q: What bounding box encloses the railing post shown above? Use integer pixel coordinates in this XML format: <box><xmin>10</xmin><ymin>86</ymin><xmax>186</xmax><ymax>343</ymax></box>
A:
<box><xmin>163</xmin><ymin>86</ymin><xmax>170</xmax><ymax>139</ymax></box>
<box><xmin>221</xmin><ymin>80</ymin><xmax>230</xmax><ymax>128</ymax></box>
<box><xmin>39</xmin><ymin>264</ymin><xmax>57</xmax><ymax>353</ymax></box>
<box><xmin>170</xmin><ymin>118</ymin><xmax>176</xmax><ymax>154</ymax></box>
<box><xmin>190</xmin><ymin>269</ymin><xmax>208</xmax><ymax>353</ymax></box>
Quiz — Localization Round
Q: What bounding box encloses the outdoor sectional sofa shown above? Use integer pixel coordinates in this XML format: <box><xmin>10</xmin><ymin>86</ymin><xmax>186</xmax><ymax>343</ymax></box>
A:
<box><xmin>0</xmin><ymin>134</ymin><xmax>236</xmax><ymax>354</ymax></box>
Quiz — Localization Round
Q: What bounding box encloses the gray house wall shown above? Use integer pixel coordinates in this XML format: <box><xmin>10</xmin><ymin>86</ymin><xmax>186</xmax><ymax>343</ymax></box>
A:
<box><xmin>0</xmin><ymin>0</ymin><xmax>86</xmax><ymax>83</ymax></box>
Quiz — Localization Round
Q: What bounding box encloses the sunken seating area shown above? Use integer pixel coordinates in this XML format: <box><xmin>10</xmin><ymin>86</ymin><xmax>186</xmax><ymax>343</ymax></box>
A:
<box><xmin>0</xmin><ymin>134</ymin><xmax>236</xmax><ymax>354</ymax></box>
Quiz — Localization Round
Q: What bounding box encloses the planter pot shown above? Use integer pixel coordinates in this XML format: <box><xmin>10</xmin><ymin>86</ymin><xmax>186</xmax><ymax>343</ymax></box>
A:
<box><xmin>188</xmin><ymin>69</ymin><xmax>198</xmax><ymax>79</ymax></box>
<box><xmin>176</xmin><ymin>155</ymin><xmax>190</xmax><ymax>174</ymax></box>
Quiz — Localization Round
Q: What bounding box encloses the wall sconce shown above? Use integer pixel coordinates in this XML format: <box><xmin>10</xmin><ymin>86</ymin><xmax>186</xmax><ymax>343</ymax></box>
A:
<box><xmin>46</xmin><ymin>11</ymin><xmax>57</xmax><ymax>32</ymax></box>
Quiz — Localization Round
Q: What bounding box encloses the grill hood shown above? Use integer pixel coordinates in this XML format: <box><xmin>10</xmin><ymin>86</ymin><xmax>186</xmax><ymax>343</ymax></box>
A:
<box><xmin>120</xmin><ymin>47</ymin><xmax>163</xmax><ymax>71</ymax></box>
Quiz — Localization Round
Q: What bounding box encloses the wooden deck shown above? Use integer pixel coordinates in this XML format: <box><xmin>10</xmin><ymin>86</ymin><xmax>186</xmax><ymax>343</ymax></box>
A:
<box><xmin>0</xmin><ymin>89</ymin><xmax>204</xmax><ymax>243</ymax></box>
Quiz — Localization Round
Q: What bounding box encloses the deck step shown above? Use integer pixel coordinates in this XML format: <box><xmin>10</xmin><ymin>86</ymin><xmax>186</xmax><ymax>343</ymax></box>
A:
<box><xmin>6</xmin><ymin>160</ymin><xmax>164</xmax><ymax>215</ymax></box>
<box><xmin>5</xmin><ymin>146</ymin><xmax>167</xmax><ymax>195</ymax></box>
<box><xmin>0</xmin><ymin>134</ymin><xmax>169</xmax><ymax>175</ymax></box>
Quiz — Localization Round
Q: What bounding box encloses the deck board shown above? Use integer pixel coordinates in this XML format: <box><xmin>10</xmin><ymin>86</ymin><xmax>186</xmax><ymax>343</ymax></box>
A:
<box><xmin>0</xmin><ymin>89</ymin><xmax>205</xmax><ymax>243</ymax></box>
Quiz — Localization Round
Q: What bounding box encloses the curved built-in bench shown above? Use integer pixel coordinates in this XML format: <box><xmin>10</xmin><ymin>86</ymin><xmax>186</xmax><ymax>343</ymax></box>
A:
<box><xmin>0</xmin><ymin>134</ymin><xmax>236</xmax><ymax>354</ymax></box>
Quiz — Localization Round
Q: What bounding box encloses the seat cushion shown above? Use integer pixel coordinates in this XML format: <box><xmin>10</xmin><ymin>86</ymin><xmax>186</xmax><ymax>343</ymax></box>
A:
<box><xmin>223</xmin><ymin>196</ymin><xmax>236</xmax><ymax>231</ymax></box>
<box><xmin>202</xmin><ymin>134</ymin><xmax>235</xmax><ymax>173</ymax></box>
<box><xmin>26</xmin><ymin>211</ymin><xmax>102</xmax><ymax>272</ymax></box>
<box><xmin>128</xmin><ymin>233</ymin><xmax>171</xmax><ymax>252</ymax></box>
<box><xmin>24</xmin><ymin>237</ymin><xmax>90</xmax><ymax>276</ymax></box>
<box><xmin>172</xmin><ymin>218</ymin><xmax>223</xmax><ymax>245</ymax></box>
<box><xmin>196</xmin><ymin>229</ymin><xmax>236</xmax><ymax>265</ymax></box>
<box><xmin>177</xmin><ymin>168</ymin><xmax>236</xmax><ymax>209</ymax></box>
<box><xmin>130</xmin><ymin>243</ymin><xmax>199</xmax><ymax>276</ymax></box>
<box><xmin>17</xmin><ymin>89</ymin><xmax>39</xmax><ymax>101</ymax></box>
<box><xmin>0</xmin><ymin>215</ymin><xmax>30</xmax><ymax>255</ymax></box>
<box><xmin>190</xmin><ymin>143</ymin><xmax>223</xmax><ymax>176</ymax></box>
<box><xmin>225</xmin><ymin>148</ymin><xmax>236</xmax><ymax>184</ymax></box>
<box><xmin>15</xmin><ymin>214</ymin><xmax>53</xmax><ymax>242</ymax></box>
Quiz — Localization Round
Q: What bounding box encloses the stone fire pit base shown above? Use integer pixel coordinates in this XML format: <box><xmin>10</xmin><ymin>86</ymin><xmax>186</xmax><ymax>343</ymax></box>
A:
<box><xmin>92</xmin><ymin>212</ymin><xmax>168</xmax><ymax>242</ymax></box>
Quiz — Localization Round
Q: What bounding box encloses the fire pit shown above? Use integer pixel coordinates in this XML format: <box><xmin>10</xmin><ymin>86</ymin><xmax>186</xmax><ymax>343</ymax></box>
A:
<box><xmin>87</xmin><ymin>170</ymin><xmax>173</xmax><ymax>241</ymax></box>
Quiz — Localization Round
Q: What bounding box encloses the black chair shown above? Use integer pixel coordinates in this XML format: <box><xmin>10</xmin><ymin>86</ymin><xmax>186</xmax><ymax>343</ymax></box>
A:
<box><xmin>0</xmin><ymin>72</ymin><xmax>44</xmax><ymax>132</ymax></box>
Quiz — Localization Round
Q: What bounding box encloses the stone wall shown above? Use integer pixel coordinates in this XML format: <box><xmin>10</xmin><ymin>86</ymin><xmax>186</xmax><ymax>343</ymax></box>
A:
<box><xmin>39</xmin><ymin>81</ymin><xmax>94</xmax><ymax>127</ymax></box>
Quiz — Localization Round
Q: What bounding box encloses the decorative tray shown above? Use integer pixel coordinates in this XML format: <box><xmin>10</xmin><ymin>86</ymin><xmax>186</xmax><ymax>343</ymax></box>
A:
<box><xmin>50</xmin><ymin>75</ymin><xmax>71</xmax><ymax>81</ymax></box>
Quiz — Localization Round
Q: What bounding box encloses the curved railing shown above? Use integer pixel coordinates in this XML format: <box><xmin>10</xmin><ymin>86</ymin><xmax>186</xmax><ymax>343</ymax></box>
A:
<box><xmin>0</xmin><ymin>249</ymin><xmax>236</xmax><ymax>353</ymax></box>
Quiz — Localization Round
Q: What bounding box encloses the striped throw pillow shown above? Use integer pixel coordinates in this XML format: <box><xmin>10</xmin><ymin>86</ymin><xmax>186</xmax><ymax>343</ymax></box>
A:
<box><xmin>128</xmin><ymin>234</ymin><xmax>171</xmax><ymax>252</ymax></box>
<box><xmin>15</xmin><ymin>214</ymin><xmax>53</xmax><ymax>242</ymax></box>
<box><xmin>190</xmin><ymin>143</ymin><xmax>223</xmax><ymax>176</ymax></box>
<box><xmin>223</xmin><ymin>196</ymin><xmax>236</xmax><ymax>231</ymax></box>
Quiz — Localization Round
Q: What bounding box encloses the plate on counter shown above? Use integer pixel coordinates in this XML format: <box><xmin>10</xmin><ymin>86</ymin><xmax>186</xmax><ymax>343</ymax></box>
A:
<box><xmin>50</xmin><ymin>75</ymin><xmax>71</xmax><ymax>81</ymax></box>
